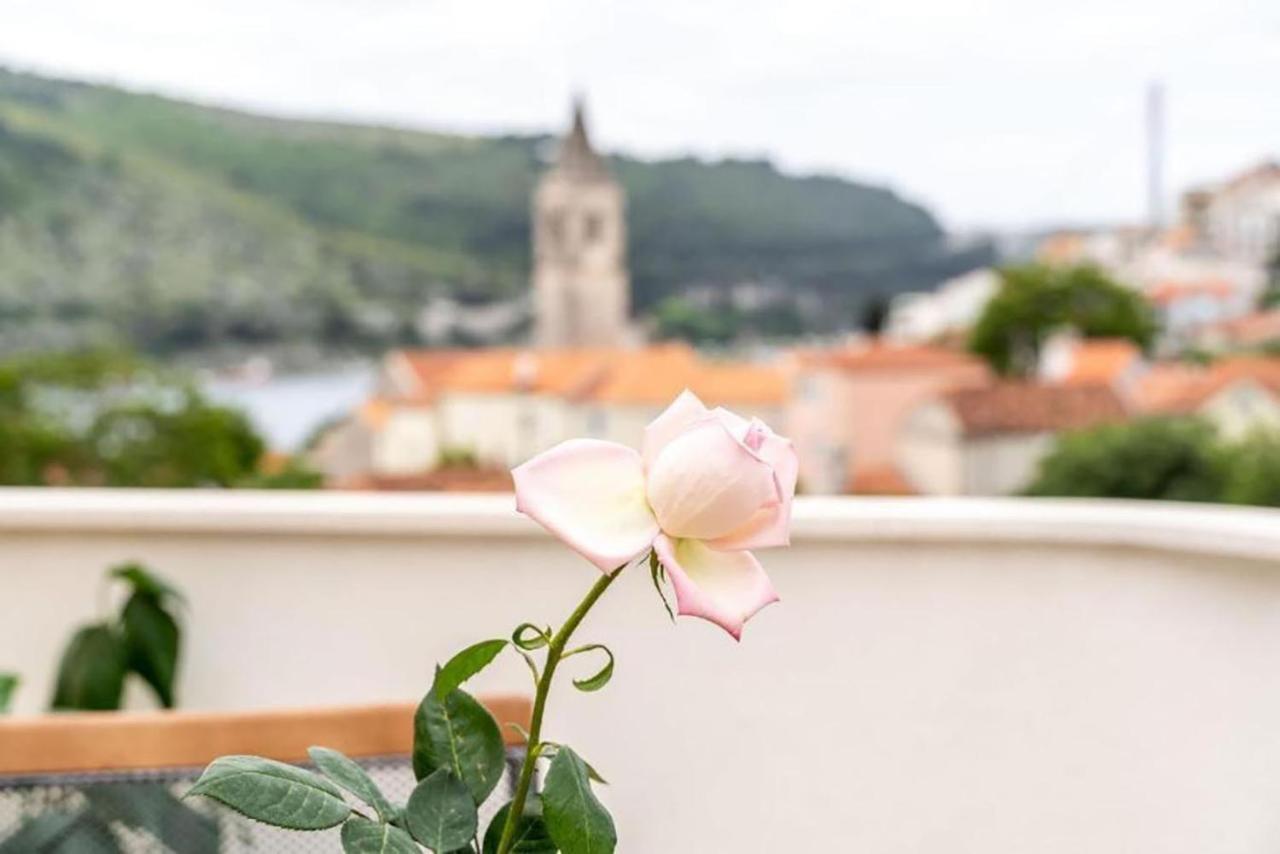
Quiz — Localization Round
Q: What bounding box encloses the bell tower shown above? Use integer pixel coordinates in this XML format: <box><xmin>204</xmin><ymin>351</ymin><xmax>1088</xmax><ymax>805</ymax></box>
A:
<box><xmin>532</xmin><ymin>98</ymin><xmax>630</xmax><ymax>348</ymax></box>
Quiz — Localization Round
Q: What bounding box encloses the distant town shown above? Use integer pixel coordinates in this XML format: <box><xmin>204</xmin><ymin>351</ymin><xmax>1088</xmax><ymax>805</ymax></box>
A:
<box><xmin>309</xmin><ymin>104</ymin><xmax>1280</xmax><ymax>501</ymax></box>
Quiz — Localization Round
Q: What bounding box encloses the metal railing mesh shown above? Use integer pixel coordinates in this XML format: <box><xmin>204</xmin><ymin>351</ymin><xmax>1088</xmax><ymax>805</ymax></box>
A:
<box><xmin>0</xmin><ymin>751</ymin><xmax>524</xmax><ymax>853</ymax></box>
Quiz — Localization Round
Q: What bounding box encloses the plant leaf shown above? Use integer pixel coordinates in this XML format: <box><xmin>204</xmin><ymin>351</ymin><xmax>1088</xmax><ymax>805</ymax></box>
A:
<box><xmin>0</xmin><ymin>673</ymin><xmax>17</xmax><ymax>714</ymax></box>
<box><xmin>340</xmin><ymin>816</ymin><xmax>421</xmax><ymax>854</ymax></box>
<box><xmin>184</xmin><ymin>755</ymin><xmax>350</xmax><ymax>830</ymax></box>
<box><xmin>512</xmin><ymin>623</ymin><xmax>550</xmax><ymax>651</ymax></box>
<box><xmin>110</xmin><ymin>563</ymin><xmax>184</xmax><ymax>603</ymax></box>
<box><xmin>567</xmin><ymin>645</ymin><xmax>613</xmax><ymax>693</ymax></box>
<box><xmin>404</xmin><ymin>769</ymin><xmax>478</xmax><ymax>852</ymax></box>
<box><xmin>413</xmin><ymin>688</ymin><xmax>506</xmax><ymax>804</ymax></box>
<box><xmin>432</xmin><ymin>639</ymin><xmax>507</xmax><ymax>700</ymax></box>
<box><xmin>120</xmin><ymin>592</ymin><xmax>180</xmax><ymax>708</ymax></box>
<box><xmin>309</xmin><ymin>747</ymin><xmax>397</xmax><ymax>823</ymax></box>
<box><xmin>50</xmin><ymin>624</ymin><xmax>127</xmax><ymax>711</ymax></box>
<box><xmin>482</xmin><ymin>797</ymin><xmax>557</xmax><ymax>854</ymax></box>
<box><xmin>542</xmin><ymin>746</ymin><xmax>616</xmax><ymax>854</ymax></box>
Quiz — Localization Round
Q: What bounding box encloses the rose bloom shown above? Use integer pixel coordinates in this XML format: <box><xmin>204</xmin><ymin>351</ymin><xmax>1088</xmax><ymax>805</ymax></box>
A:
<box><xmin>512</xmin><ymin>390</ymin><xmax>798</xmax><ymax>639</ymax></box>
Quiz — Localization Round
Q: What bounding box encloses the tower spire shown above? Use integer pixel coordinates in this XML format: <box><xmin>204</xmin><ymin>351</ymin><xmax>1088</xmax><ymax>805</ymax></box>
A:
<box><xmin>554</xmin><ymin>95</ymin><xmax>607</xmax><ymax>180</ymax></box>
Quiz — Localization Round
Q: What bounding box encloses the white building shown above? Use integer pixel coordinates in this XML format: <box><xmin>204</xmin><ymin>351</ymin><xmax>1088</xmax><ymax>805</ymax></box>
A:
<box><xmin>884</xmin><ymin>268</ymin><xmax>999</xmax><ymax>344</ymax></box>
<box><xmin>897</xmin><ymin>382</ymin><xmax>1127</xmax><ymax>495</ymax></box>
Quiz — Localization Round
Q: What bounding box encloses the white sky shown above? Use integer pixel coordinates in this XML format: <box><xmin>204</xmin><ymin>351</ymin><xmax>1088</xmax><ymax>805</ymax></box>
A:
<box><xmin>1</xmin><ymin>0</ymin><xmax>1277</xmax><ymax>231</ymax></box>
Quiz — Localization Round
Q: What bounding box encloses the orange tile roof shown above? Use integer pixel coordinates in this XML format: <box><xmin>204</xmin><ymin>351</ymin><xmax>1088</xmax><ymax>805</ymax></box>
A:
<box><xmin>1148</xmin><ymin>279</ymin><xmax>1236</xmax><ymax>306</ymax></box>
<box><xmin>1138</xmin><ymin>357</ymin><xmax>1280</xmax><ymax>413</ymax></box>
<box><xmin>336</xmin><ymin>467</ymin><xmax>514</xmax><ymax>492</ymax></box>
<box><xmin>799</xmin><ymin>342</ymin><xmax>987</xmax><ymax>373</ymax></box>
<box><xmin>389</xmin><ymin>344</ymin><xmax>783</xmax><ymax>408</ymax></box>
<box><xmin>848</xmin><ymin>464</ymin><xmax>916</xmax><ymax>496</ymax></box>
<box><xmin>1062</xmin><ymin>339</ymin><xmax>1143</xmax><ymax>386</ymax></box>
<box><xmin>1204</xmin><ymin>310</ymin><xmax>1280</xmax><ymax>347</ymax></box>
<box><xmin>940</xmin><ymin>382</ymin><xmax>1127</xmax><ymax>437</ymax></box>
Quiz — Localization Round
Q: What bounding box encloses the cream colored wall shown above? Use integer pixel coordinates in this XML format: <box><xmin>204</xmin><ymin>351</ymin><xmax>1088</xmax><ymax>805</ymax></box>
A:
<box><xmin>370</xmin><ymin>408</ymin><xmax>439</xmax><ymax>475</ymax></box>
<box><xmin>896</xmin><ymin>402</ymin><xmax>964</xmax><ymax>495</ymax></box>
<box><xmin>4</xmin><ymin>491</ymin><xmax>1280</xmax><ymax>853</ymax></box>
<box><xmin>786</xmin><ymin>369</ymin><xmax>852</xmax><ymax>494</ymax></box>
<box><xmin>960</xmin><ymin>432</ymin><xmax>1056</xmax><ymax>495</ymax></box>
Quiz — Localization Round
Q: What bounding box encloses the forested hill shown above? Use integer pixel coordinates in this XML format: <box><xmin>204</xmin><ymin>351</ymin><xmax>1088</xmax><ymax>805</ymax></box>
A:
<box><xmin>0</xmin><ymin>67</ymin><xmax>988</xmax><ymax>355</ymax></box>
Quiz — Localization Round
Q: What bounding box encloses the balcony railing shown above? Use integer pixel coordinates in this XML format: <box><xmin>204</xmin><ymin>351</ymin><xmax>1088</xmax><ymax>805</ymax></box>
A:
<box><xmin>2</xmin><ymin>489</ymin><xmax>1279</xmax><ymax>851</ymax></box>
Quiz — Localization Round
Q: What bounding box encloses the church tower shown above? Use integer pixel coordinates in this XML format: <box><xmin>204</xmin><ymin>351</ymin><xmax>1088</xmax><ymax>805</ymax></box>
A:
<box><xmin>532</xmin><ymin>99</ymin><xmax>630</xmax><ymax>348</ymax></box>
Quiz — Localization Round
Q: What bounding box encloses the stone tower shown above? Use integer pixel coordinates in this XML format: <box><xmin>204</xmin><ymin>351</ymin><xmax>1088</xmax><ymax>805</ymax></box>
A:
<box><xmin>532</xmin><ymin>99</ymin><xmax>630</xmax><ymax>348</ymax></box>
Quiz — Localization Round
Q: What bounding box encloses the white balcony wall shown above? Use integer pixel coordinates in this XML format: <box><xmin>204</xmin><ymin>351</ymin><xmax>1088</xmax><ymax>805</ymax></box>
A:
<box><xmin>2</xmin><ymin>490</ymin><xmax>1280</xmax><ymax>853</ymax></box>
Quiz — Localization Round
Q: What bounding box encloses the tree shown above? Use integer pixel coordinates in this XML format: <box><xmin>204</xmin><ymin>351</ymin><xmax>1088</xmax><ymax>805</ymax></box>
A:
<box><xmin>1026</xmin><ymin>417</ymin><xmax>1227</xmax><ymax>502</ymax></box>
<box><xmin>0</xmin><ymin>350</ymin><xmax>311</xmax><ymax>488</ymax></box>
<box><xmin>1220</xmin><ymin>430</ymin><xmax>1280</xmax><ymax>507</ymax></box>
<box><xmin>969</xmin><ymin>263</ymin><xmax>1156</xmax><ymax>375</ymax></box>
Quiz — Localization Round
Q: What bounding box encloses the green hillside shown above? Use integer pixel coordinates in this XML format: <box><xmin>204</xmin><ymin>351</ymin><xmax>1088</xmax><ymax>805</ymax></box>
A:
<box><xmin>0</xmin><ymin>68</ymin><xmax>988</xmax><ymax>355</ymax></box>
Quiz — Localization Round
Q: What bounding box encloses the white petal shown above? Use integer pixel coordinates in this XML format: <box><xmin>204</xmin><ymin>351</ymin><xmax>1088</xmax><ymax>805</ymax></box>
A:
<box><xmin>513</xmin><ymin>439</ymin><xmax>659</xmax><ymax>572</ymax></box>
<box><xmin>654</xmin><ymin>535</ymin><xmax>779</xmax><ymax>640</ymax></box>
<box><xmin>646</xmin><ymin>417</ymin><xmax>780</xmax><ymax>541</ymax></box>
<box><xmin>642</xmin><ymin>389</ymin><xmax>710</xmax><ymax>470</ymax></box>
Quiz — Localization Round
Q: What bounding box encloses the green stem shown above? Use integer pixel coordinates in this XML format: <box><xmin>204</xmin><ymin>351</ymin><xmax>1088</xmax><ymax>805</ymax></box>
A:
<box><xmin>496</xmin><ymin>567</ymin><xmax>621</xmax><ymax>854</ymax></box>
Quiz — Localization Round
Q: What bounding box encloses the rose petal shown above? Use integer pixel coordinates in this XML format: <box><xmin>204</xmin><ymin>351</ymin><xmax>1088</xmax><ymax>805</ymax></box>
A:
<box><xmin>707</xmin><ymin>428</ymin><xmax>799</xmax><ymax>550</ymax></box>
<box><xmin>646</xmin><ymin>417</ymin><xmax>781</xmax><ymax>541</ymax></box>
<box><xmin>653</xmin><ymin>535</ymin><xmax>779</xmax><ymax>640</ymax></box>
<box><xmin>642</xmin><ymin>389</ymin><xmax>710</xmax><ymax>470</ymax></box>
<box><xmin>513</xmin><ymin>439</ymin><xmax>660</xmax><ymax>572</ymax></box>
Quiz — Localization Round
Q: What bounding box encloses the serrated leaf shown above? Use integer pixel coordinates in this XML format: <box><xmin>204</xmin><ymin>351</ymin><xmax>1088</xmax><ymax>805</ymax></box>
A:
<box><xmin>0</xmin><ymin>673</ymin><xmax>17</xmax><ymax>714</ymax></box>
<box><xmin>432</xmin><ymin>639</ymin><xmax>507</xmax><ymax>700</ymax></box>
<box><xmin>567</xmin><ymin>645</ymin><xmax>613</xmax><ymax>693</ymax></box>
<box><xmin>482</xmin><ymin>797</ymin><xmax>557</xmax><ymax>854</ymax></box>
<box><xmin>404</xmin><ymin>769</ymin><xmax>477</xmax><ymax>852</ymax></box>
<box><xmin>340</xmin><ymin>816</ymin><xmax>421</xmax><ymax>854</ymax></box>
<box><xmin>50</xmin><ymin>624</ymin><xmax>127</xmax><ymax>711</ymax></box>
<box><xmin>185</xmin><ymin>755</ymin><xmax>350</xmax><ymax>830</ymax></box>
<box><xmin>121</xmin><ymin>592</ymin><xmax>180</xmax><ymax>708</ymax></box>
<box><xmin>512</xmin><ymin>623</ymin><xmax>550</xmax><ymax>651</ymax></box>
<box><xmin>543</xmin><ymin>747</ymin><xmax>616</xmax><ymax>854</ymax></box>
<box><xmin>413</xmin><ymin>688</ymin><xmax>505</xmax><ymax>804</ymax></box>
<box><xmin>309</xmin><ymin>747</ymin><xmax>397</xmax><ymax>823</ymax></box>
<box><xmin>110</xmin><ymin>563</ymin><xmax>184</xmax><ymax>603</ymax></box>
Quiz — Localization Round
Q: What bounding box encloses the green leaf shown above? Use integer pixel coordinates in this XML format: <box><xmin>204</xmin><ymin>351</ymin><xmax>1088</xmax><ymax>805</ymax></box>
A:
<box><xmin>432</xmin><ymin>639</ymin><xmax>507</xmax><ymax>700</ymax></box>
<box><xmin>543</xmin><ymin>746</ymin><xmax>616</xmax><ymax>854</ymax></box>
<box><xmin>512</xmin><ymin>623</ymin><xmax>551</xmax><ymax>651</ymax></box>
<box><xmin>482</xmin><ymin>797</ymin><xmax>557</xmax><ymax>854</ymax></box>
<box><xmin>0</xmin><ymin>673</ymin><xmax>17</xmax><ymax>714</ymax></box>
<box><xmin>340</xmin><ymin>816</ymin><xmax>421</xmax><ymax>854</ymax></box>
<box><xmin>649</xmin><ymin>551</ymin><xmax>675</xmax><ymax>623</ymax></box>
<box><xmin>413</xmin><ymin>688</ymin><xmax>506</xmax><ymax>804</ymax></box>
<box><xmin>50</xmin><ymin>624</ymin><xmax>127</xmax><ymax>711</ymax></box>
<box><xmin>120</xmin><ymin>592</ymin><xmax>180</xmax><ymax>708</ymax></box>
<box><xmin>110</xmin><ymin>563</ymin><xmax>184</xmax><ymax>603</ymax></box>
<box><xmin>309</xmin><ymin>747</ymin><xmax>397</xmax><ymax>823</ymax></box>
<box><xmin>0</xmin><ymin>807</ymin><xmax>121</xmax><ymax>854</ymax></box>
<box><xmin>184</xmin><ymin>755</ymin><xmax>351</xmax><ymax>830</ymax></box>
<box><xmin>404</xmin><ymin>769</ymin><xmax>478</xmax><ymax>852</ymax></box>
<box><xmin>566</xmin><ymin>645</ymin><xmax>614</xmax><ymax>693</ymax></box>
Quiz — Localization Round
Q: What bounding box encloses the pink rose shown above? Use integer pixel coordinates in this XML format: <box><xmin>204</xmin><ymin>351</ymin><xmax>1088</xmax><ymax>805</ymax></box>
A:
<box><xmin>512</xmin><ymin>390</ymin><xmax>796</xmax><ymax>639</ymax></box>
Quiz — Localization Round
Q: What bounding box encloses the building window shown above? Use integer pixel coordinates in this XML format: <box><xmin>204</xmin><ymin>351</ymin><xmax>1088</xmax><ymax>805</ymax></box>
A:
<box><xmin>546</xmin><ymin>210</ymin><xmax>566</xmax><ymax>249</ymax></box>
<box><xmin>583</xmin><ymin>212</ymin><xmax>603</xmax><ymax>244</ymax></box>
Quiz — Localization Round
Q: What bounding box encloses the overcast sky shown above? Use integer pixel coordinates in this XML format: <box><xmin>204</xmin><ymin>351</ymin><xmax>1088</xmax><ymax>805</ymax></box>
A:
<box><xmin>1</xmin><ymin>0</ymin><xmax>1277</xmax><ymax>231</ymax></box>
